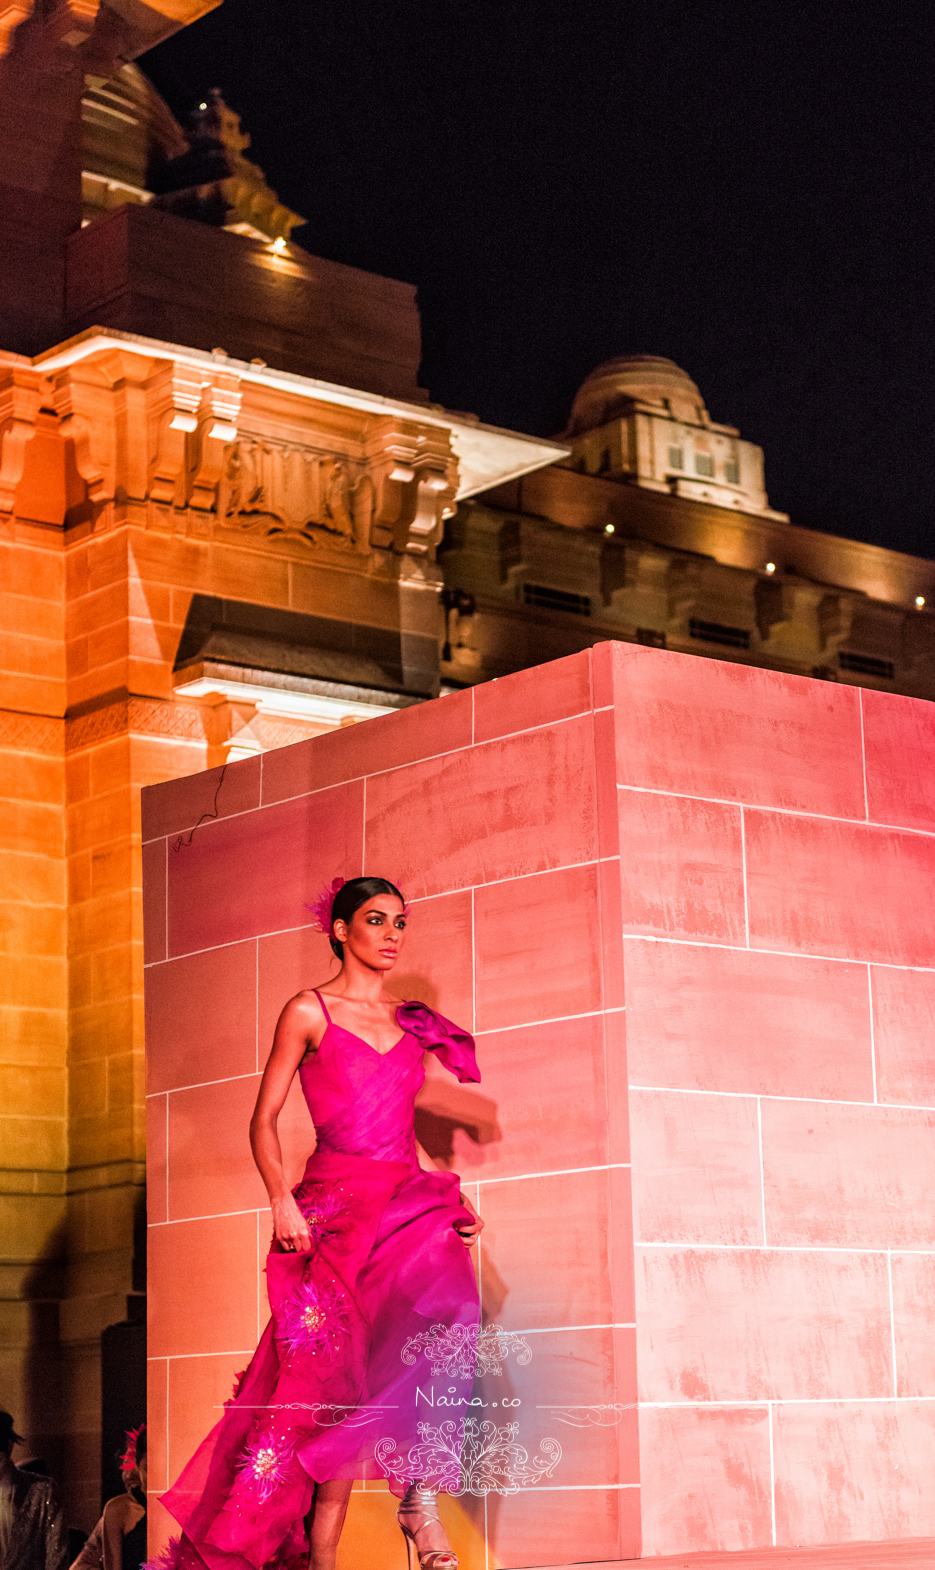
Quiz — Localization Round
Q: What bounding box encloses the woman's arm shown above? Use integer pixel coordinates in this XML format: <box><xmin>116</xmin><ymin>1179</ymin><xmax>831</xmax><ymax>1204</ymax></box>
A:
<box><xmin>250</xmin><ymin>993</ymin><xmax>323</xmax><ymax>1253</ymax></box>
<box><xmin>415</xmin><ymin>1139</ymin><xmax>485</xmax><ymax>1248</ymax></box>
<box><xmin>100</xmin><ymin>1497</ymin><xmax>134</xmax><ymax>1570</ymax></box>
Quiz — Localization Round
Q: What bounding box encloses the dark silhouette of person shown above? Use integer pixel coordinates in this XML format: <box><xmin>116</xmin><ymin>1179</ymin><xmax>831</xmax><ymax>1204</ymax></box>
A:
<box><xmin>0</xmin><ymin>1410</ymin><xmax>68</xmax><ymax>1570</ymax></box>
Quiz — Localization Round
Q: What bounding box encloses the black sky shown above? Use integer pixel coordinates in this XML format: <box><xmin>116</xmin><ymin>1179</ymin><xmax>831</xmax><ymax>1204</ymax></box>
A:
<box><xmin>144</xmin><ymin>0</ymin><xmax>935</xmax><ymax>560</ymax></box>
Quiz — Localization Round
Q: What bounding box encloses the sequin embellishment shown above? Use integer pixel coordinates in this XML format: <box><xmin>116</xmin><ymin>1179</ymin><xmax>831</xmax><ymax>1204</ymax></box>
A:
<box><xmin>237</xmin><ymin>1433</ymin><xmax>293</xmax><ymax>1501</ymax></box>
<box><xmin>278</xmin><ymin>1275</ymin><xmax>349</xmax><ymax>1360</ymax></box>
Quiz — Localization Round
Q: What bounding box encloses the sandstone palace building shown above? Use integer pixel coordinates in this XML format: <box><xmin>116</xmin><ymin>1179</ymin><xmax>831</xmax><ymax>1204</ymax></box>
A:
<box><xmin>2</xmin><ymin>0</ymin><xmax>935</xmax><ymax>1532</ymax></box>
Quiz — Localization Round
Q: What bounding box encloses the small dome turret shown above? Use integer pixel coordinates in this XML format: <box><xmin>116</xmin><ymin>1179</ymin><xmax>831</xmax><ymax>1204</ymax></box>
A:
<box><xmin>565</xmin><ymin>354</ymin><xmax>706</xmax><ymax>435</ymax></box>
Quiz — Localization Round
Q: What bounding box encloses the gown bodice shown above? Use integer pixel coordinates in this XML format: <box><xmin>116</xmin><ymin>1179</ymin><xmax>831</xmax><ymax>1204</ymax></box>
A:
<box><xmin>298</xmin><ymin>999</ymin><xmax>480</xmax><ymax>1168</ymax></box>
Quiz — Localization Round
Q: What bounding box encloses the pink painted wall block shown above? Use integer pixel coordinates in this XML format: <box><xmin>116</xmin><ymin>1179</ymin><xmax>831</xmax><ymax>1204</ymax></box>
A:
<box><xmin>143</xmin><ymin>642</ymin><xmax>935</xmax><ymax>1565</ymax></box>
<box><xmin>607</xmin><ymin>642</ymin><xmax>935</xmax><ymax>1558</ymax></box>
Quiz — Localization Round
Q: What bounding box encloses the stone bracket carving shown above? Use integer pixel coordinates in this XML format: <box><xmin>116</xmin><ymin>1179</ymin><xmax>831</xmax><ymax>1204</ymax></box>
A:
<box><xmin>50</xmin><ymin>353</ymin><xmax>145</xmax><ymax>510</ymax></box>
<box><xmin>148</xmin><ymin>360</ymin><xmax>242</xmax><ymax>513</ymax></box>
<box><xmin>365</xmin><ymin>416</ymin><xmax>458</xmax><ymax>557</ymax></box>
<box><xmin>187</xmin><ymin>371</ymin><xmax>242</xmax><ymax>511</ymax></box>
<box><xmin>0</xmin><ymin>366</ymin><xmax>41</xmax><ymax>521</ymax></box>
<box><xmin>149</xmin><ymin>364</ymin><xmax>196</xmax><ymax>506</ymax></box>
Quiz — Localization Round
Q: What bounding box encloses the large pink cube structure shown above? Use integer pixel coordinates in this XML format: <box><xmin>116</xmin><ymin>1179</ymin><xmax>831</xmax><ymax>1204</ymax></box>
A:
<box><xmin>143</xmin><ymin>642</ymin><xmax>935</xmax><ymax>1566</ymax></box>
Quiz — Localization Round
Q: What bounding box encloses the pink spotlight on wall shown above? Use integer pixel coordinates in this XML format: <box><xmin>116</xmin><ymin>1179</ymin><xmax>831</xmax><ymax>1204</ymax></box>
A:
<box><xmin>142</xmin><ymin>642</ymin><xmax>935</xmax><ymax>1567</ymax></box>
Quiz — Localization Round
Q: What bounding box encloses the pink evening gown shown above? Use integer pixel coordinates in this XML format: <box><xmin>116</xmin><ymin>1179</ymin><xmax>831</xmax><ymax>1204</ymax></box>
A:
<box><xmin>155</xmin><ymin>996</ymin><xmax>481</xmax><ymax>1570</ymax></box>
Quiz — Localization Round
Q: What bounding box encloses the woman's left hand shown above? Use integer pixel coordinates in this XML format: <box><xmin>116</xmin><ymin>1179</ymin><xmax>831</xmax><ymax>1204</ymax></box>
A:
<box><xmin>456</xmin><ymin>1193</ymin><xmax>485</xmax><ymax>1248</ymax></box>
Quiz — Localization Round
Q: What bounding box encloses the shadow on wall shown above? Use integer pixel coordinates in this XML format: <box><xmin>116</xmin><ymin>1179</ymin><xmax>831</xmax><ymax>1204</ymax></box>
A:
<box><xmin>19</xmin><ymin>1218</ymin><xmax>67</xmax><ymax>1486</ymax></box>
<box><xmin>15</xmin><ymin>1183</ymin><xmax>149</xmax><ymax>1526</ymax></box>
<box><xmin>399</xmin><ymin>971</ymin><xmax>510</xmax><ymax>1333</ymax></box>
<box><xmin>398</xmin><ymin>969</ymin><xmax>502</xmax><ymax>1171</ymax></box>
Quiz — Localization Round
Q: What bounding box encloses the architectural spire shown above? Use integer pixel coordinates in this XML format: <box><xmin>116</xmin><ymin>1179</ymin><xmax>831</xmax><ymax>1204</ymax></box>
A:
<box><xmin>150</xmin><ymin>87</ymin><xmax>304</xmax><ymax>244</ymax></box>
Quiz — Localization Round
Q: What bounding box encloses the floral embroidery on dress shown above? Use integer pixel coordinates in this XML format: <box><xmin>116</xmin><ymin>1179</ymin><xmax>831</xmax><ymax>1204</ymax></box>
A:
<box><xmin>237</xmin><ymin>1432</ymin><xmax>294</xmax><ymax>1501</ymax></box>
<box><xmin>277</xmin><ymin>1274</ymin><xmax>349</xmax><ymax>1360</ymax></box>
<box><xmin>375</xmin><ymin>1417</ymin><xmax>561</xmax><ymax>1496</ymax></box>
<box><xmin>295</xmin><ymin>1185</ymin><xmax>348</xmax><ymax>1247</ymax></box>
<box><xmin>400</xmin><ymin>1321</ymin><xmax>532</xmax><ymax>1379</ymax></box>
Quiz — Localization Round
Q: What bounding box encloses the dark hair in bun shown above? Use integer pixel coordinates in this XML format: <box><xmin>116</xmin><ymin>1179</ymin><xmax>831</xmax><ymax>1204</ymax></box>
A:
<box><xmin>330</xmin><ymin>877</ymin><xmax>405</xmax><ymax>959</ymax></box>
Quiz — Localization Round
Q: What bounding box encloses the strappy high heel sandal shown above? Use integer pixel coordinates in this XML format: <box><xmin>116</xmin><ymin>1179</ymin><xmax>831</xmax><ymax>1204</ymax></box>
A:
<box><xmin>396</xmin><ymin>1484</ymin><xmax>459</xmax><ymax>1570</ymax></box>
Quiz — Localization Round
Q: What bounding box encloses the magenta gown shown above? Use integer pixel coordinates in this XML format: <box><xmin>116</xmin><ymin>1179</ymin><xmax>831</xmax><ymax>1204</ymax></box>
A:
<box><xmin>157</xmin><ymin>997</ymin><xmax>481</xmax><ymax>1570</ymax></box>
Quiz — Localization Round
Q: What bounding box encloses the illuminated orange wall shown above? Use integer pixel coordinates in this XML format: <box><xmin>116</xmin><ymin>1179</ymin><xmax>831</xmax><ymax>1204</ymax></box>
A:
<box><xmin>143</xmin><ymin>642</ymin><xmax>935</xmax><ymax>1564</ymax></box>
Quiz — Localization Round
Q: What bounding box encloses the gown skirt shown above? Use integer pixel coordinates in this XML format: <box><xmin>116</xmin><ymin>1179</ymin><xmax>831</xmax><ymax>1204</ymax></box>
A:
<box><xmin>155</xmin><ymin>1000</ymin><xmax>481</xmax><ymax>1570</ymax></box>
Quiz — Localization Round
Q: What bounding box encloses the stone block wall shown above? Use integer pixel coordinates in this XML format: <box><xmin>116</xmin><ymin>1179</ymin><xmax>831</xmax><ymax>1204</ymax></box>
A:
<box><xmin>0</xmin><ymin>531</ymin><xmax>69</xmax><ymax>1485</ymax></box>
<box><xmin>144</xmin><ymin>641</ymin><xmax>935</xmax><ymax>1564</ymax></box>
<box><xmin>142</xmin><ymin>649</ymin><xmax>637</xmax><ymax>1568</ymax></box>
<box><xmin>613</xmin><ymin>645</ymin><xmax>935</xmax><ymax>1553</ymax></box>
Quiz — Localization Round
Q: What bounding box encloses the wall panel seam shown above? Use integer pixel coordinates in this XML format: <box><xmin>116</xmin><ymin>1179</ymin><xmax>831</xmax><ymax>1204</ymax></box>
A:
<box><xmin>146</xmin><ymin>858</ymin><xmax>621</xmax><ymax>965</ymax></box>
<box><xmin>143</xmin><ymin>706</ymin><xmax>601</xmax><ymax>841</ymax></box>
<box><xmin>616</xmin><ymin>781</ymin><xmax>934</xmax><ymax>838</ymax></box>
<box><xmin>477</xmin><ymin>1161</ymin><xmax>631</xmax><ymax>1188</ymax></box>
<box><xmin>867</xmin><ymin>963</ymin><xmax>877</xmax><ymax>1104</ymax></box>
<box><xmin>858</xmin><ymin>686</ymin><xmax>870</xmax><ymax>821</ymax></box>
<box><xmin>623</xmin><ymin>931</ymin><xmax>935</xmax><ymax>973</ymax></box>
<box><xmin>757</xmin><ymin>1095</ymin><xmax>767</xmax><ymax>1246</ymax></box>
<box><xmin>629</xmin><ymin>1082</ymin><xmax>935</xmax><ymax>1113</ymax></box>
<box><xmin>888</xmin><ymin>1247</ymin><xmax>898</xmax><ymax>1399</ymax></box>
<box><xmin>636</xmin><ymin>1241</ymin><xmax>934</xmax><ymax>1256</ymax></box>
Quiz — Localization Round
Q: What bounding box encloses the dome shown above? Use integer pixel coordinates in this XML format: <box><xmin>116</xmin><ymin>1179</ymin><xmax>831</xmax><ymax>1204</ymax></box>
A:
<box><xmin>565</xmin><ymin>355</ymin><xmax>705</xmax><ymax>436</ymax></box>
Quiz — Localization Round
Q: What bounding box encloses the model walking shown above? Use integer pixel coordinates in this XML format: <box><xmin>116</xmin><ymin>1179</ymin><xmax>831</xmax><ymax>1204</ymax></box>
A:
<box><xmin>155</xmin><ymin>877</ymin><xmax>483</xmax><ymax>1570</ymax></box>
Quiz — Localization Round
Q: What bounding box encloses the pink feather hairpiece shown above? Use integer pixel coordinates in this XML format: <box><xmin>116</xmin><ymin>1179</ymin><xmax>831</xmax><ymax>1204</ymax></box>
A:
<box><xmin>120</xmin><ymin>1424</ymin><xmax>145</xmax><ymax>1474</ymax></box>
<box><xmin>309</xmin><ymin>877</ymin><xmax>346</xmax><ymax>934</ymax></box>
<box><xmin>308</xmin><ymin>876</ymin><xmax>410</xmax><ymax>934</ymax></box>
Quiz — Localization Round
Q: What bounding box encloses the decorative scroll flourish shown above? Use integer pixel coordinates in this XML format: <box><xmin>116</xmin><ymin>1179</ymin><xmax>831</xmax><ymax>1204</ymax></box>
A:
<box><xmin>375</xmin><ymin>1417</ymin><xmax>561</xmax><ymax>1496</ymax></box>
<box><xmin>400</xmin><ymin>1322</ymin><xmax>532</xmax><ymax>1380</ymax></box>
<box><xmin>221</xmin><ymin>1400</ymin><xmax>393</xmax><ymax>1430</ymax></box>
<box><xmin>538</xmin><ymin>1403</ymin><xmax>633</xmax><ymax>1427</ymax></box>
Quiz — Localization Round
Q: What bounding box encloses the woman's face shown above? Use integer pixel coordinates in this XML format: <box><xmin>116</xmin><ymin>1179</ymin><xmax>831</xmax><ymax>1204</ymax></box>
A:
<box><xmin>335</xmin><ymin>895</ymin><xmax>407</xmax><ymax>971</ymax></box>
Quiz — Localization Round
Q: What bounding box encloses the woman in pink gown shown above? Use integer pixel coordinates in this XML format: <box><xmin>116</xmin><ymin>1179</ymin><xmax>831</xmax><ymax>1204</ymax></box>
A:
<box><xmin>155</xmin><ymin>877</ymin><xmax>484</xmax><ymax>1570</ymax></box>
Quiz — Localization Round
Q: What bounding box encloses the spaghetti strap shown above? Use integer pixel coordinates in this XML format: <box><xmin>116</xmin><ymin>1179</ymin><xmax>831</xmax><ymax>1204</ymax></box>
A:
<box><xmin>312</xmin><ymin>988</ymin><xmax>332</xmax><ymax>1025</ymax></box>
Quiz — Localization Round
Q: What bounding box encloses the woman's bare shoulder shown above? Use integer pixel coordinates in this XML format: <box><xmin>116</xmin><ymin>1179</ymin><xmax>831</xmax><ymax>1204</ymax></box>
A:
<box><xmin>101</xmin><ymin>1494</ymin><xmax>136</xmax><ymax>1528</ymax></box>
<box><xmin>282</xmin><ymin>987</ymin><xmax>328</xmax><ymax>1016</ymax></box>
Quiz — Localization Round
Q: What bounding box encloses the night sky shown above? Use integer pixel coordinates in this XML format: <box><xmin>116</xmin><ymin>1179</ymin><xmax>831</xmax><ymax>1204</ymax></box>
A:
<box><xmin>144</xmin><ymin>1</ymin><xmax>935</xmax><ymax>560</ymax></box>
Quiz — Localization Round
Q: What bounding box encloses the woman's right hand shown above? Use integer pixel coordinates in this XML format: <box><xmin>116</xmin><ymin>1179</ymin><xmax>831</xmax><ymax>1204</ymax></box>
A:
<box><xmin>270</xmin><ymin>1192</ymin><xmax>311</xmax><ymax>1253</ymax></box>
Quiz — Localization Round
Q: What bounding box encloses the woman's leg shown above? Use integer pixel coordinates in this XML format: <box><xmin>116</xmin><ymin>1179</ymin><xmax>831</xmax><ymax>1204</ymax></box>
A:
<box><xmin>397</xmin><ymin>1484</ymin><xmax>459</xmax><ymax>1567</ymax></box>
<box><xmin>305</xmin><ymin>1479</ymin><xmax>353</xmax><ymax>1570</ymax></box>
